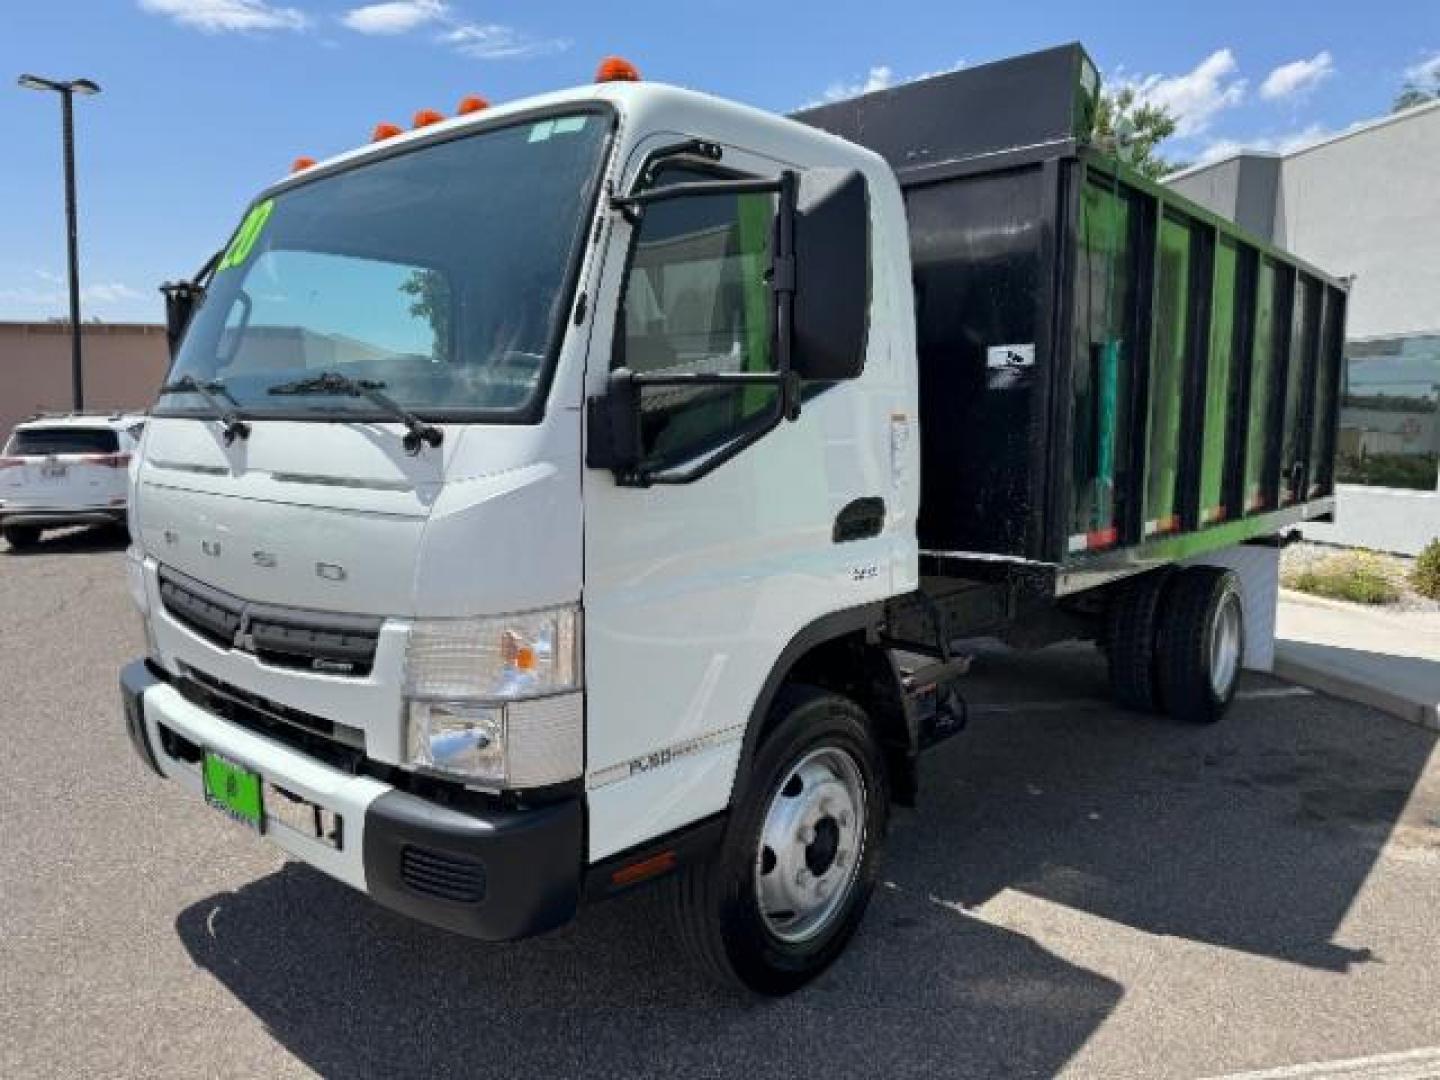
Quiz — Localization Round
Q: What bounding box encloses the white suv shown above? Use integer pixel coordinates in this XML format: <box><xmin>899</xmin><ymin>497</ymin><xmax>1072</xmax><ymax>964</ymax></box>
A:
<box><xmin>0</xmin><ymin>413</ymin><xmax>146</xmax><ymax>549</ymax></box>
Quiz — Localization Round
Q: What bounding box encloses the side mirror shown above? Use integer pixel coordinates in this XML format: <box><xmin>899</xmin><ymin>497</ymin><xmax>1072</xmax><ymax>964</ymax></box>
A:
<box><xmin>791</xmin><ymin>168</ymin><xmax>870</xmax><ymax>381</ymax></box>
<box><xmin>585</xmin><ymin>368</ymin><xmax>642</xmax><ymax>475</ymax></box>
<box><xmin>159</xmin><ymin>280</ymin><xmax>204</xmax><ymax>360</ymax></box>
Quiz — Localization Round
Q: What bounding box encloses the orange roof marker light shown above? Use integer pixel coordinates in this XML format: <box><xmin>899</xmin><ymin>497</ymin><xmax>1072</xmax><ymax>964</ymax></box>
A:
<box><xmin>413</xmin><ymin>108</ymin><xmax>445</xmax><ymax>129</ymax></box>
<box><xmin>457</xmin><ymin>95</ymin><xmax>489</xmax><ymax>115</ymax></box>
<box><xmin>291</xmin><ymin>156</ymin><xmax>316</xmax><ymax>173</ymax></box>
<box><xmin>595</xmin><ymin>56</ymin><xmax>641</xmax><ymax>84</ymax></box>
<box><xmin>372</xmin><ymin>122</ymin><xmax>403</xmax><ymax>142</ymax></box>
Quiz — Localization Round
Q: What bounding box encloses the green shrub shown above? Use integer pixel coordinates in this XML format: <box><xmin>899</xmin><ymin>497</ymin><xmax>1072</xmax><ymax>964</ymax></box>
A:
<box><xmin>1335</xmin><ymin>452</ymin><xmax>1439</xmax><ymax>491</ymax></box>
<box><xmin>1413</xmin><ymin>539</ymin><xmax>1440</xmax><ymax>600</ymax></box>
<box><xmin>1286</xmin><ymin>550</ymin><xmax>1401</xmax><ymax>605</ymax></box>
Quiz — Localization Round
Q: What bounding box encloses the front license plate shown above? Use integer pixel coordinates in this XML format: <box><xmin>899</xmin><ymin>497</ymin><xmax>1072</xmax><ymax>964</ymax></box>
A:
<box><xmin>203</xmin><ymin>751</ymin><xmax>264</xmax><ymax>832</ymax></box>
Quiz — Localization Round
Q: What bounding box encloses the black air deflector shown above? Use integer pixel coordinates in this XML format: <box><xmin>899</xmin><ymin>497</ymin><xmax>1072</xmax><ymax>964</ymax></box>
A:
<box><xmin>158</xmin><ymin>565</ymin><xmax>381</xmax><ymax>677</ymax></box>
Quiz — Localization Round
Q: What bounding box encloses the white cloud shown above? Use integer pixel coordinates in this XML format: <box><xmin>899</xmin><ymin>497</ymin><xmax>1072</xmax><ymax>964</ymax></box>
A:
<box><xmin>85</xmin><ymin>283</ymin><xmax>146</xmax><ymax>304</ymax></box>
<box><xmin>0</xmin><ymin>274</ymin><xmax>145</xmax><ymax>310</ymax></box>
<box><xmin>137</xmin><ymin>0</ymin><xmax>308</xmax><ymax>33</ymax></box>
<box><xmin>1260</xmin><ymin>51</ymin><xmax>1334</xmax><ymax>101</ymax></box>
<box><xmin>808</xmin><ymin>60</ymin><xmax>963</xmax><ymax>108</ymax></box>
<box><xmin>1195</xmin><ymin>123</ymin><xmax>1334</xmax><ymax>165</ymax></box>
<box><xmin>1120</xmin><ymin>48</ymin><xmax>1247</xmax><ymax>137</ymax></box>
<box><xmin>441</xmin><ymin>23</ymin><xmax>570</xmax><ymax>60</ymax></box>
<box><xmin>817</xmin><ymin>66</ymin><xmax>895</xmax><ymax>104</ymax></box>
<box><xmin>335</xmin><ymin>1</ymin><xmax>568</xmax><ymax>60</ymax></box>
<box><xmin>1404</xmin><ymin>50</ymin><xmax>1440</xmax><ymax>86</ymax></box>
<box><xmin>341</xmin><ymin>0</ymin><xmax>445</xmax><ymax>35</ymax></box>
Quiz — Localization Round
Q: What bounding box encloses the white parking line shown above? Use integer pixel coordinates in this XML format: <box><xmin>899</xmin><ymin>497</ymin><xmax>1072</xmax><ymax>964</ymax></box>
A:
<box><xmin>968</xmin><ymin>686</ymin><xmax>1314</xmax><ymax>716</ymax></box>
<box><xmin>1199</xmin><ymin>1046</ymin><xmax>1440</xmax><ymax>1079</ymax></box>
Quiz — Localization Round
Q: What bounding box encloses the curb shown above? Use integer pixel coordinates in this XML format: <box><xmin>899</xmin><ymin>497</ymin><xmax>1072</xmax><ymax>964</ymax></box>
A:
<box><xmin>1273</xmin><ymin>645</ymin><xmax>1440</xmax><ymax>732</ymax></box>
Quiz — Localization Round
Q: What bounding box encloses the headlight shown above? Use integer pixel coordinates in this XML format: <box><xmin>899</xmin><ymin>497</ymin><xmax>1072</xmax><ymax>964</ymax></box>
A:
<box><xmin>403</xmin><ymin>605</ymin><xmax>582</xmax><ymax>789</ymax></box>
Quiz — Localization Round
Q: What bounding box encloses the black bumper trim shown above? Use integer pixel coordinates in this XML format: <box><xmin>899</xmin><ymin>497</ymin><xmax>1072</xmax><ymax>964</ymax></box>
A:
<box><xmin>363</xmin><ymin>790</ymin><xmax>583</xmax><ymax>942</ymax></box>
<box><xmin>2</xmin><ymin>509</ymin><xmax>126</xmax><ymax>527</ymax></box>
<box><xmin>119</xmin><ymin>659</ymin><xmax>165</xmax><ymax>777</ymax></box>
<box><xmin>582</xmin><ymin>813</ymin><xmax>728</xmax><ymax>904</ymax></box>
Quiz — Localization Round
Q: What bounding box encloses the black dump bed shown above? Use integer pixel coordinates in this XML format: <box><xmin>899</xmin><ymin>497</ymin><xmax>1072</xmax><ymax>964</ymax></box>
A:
<box><xmin>797</xmin><ymin>45</ymin><xmax>1346</xmax><ymax>591</ymax></box>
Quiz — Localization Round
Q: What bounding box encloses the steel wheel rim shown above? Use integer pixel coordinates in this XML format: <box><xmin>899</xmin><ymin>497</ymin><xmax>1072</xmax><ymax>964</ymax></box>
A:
<box><xmin>1209</xmin><ymin>593</ymin><xmax>1242</xmax><ymax>697</ymax></box>
<box><xmin>754</xmin><ymin>745</ymin><xmax>867</xmax><ymax>944</ymax></box>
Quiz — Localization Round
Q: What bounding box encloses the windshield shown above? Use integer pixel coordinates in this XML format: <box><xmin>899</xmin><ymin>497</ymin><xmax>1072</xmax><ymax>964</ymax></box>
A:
<box><xmin>161</xmin><ymin>109</ymin><xmax>610</xmax><ymax>421</ymax></box>
<box><xmin>6</xmin><ymin>428</ymin><xmax>120</xmax><ymax>455</ymax></box>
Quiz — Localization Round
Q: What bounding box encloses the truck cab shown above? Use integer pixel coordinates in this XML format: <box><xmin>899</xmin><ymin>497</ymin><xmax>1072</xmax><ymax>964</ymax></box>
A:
<box><xmin>122</xmin><ymin>68</ymin><xmax>916</xmax><ymax>992</ymax></box>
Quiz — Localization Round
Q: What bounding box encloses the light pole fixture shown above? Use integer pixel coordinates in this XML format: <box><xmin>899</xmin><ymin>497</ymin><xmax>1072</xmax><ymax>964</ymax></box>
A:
<box><xmin>18</xmin><ymin>74</ymin><xmax>102</xmax><ymax>411</ymax></box>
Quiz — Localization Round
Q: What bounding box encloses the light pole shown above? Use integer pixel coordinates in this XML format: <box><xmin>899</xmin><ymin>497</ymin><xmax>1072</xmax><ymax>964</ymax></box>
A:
<box><xmin>18</xmin><ymin>74</ymin><xmax>101</xmax><ymax>411</ymax></box>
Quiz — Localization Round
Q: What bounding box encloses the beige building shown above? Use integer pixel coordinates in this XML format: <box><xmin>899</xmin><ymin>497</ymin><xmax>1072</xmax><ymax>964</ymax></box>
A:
<box><xmin>0</xmin><ymin>321</ymin><xmax>169</xmax><ymax>436</ymax></box>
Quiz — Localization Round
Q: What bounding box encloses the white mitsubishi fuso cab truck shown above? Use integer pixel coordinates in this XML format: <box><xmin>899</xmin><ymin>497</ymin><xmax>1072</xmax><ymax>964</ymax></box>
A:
<box><xmin>121</xmin><ymin>46</ymin><xmax>1346</xmax><ymax>993</ymax></box>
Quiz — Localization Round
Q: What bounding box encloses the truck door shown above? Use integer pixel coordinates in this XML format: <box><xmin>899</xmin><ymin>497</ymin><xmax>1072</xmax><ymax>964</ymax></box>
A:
<box><xmin>578</xmin><ymin>141</ymin><xmax>900</xmax><ymax>860</ymax></box>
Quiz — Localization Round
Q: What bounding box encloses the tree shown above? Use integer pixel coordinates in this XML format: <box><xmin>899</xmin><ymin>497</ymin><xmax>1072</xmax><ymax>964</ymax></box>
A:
<box><xmin>1393</xmin><ymin>84</ymin><xmax>1437</xmax><ymax>113</ymax></box>
<box><xmin>1090</xmin><ymin>86</ymin><xmax>1188</xmax><ymax>179</ymax></box>
<box><xmin>399</xmin><ymin>269</ymin><xmax>453</xmax><ymax>358</ymax></box>
<box><xmin>1395</xmin><ymin>59</ymin><xmax>1440</xmax><ymax>112</ymax></box>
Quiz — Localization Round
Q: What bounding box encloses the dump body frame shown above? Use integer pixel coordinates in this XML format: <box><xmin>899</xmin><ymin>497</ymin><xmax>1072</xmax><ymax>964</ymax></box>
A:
<box><xmin>798</xmin><ymin>45</ymin><xmax>1346</xmax><ymax>615</ymax></box>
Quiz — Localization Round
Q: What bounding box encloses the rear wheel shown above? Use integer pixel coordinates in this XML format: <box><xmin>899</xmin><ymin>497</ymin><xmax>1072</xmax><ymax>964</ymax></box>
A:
<box><xmin>1156</xmin><ymin>567</ymin><xmax>1245</xmax><ymax>724</ymax></box>
<box><xmin>669</xmin><ymin>685</ymin><xmax>888</xmax><ymax>995</ymax></box>
<box><xmin>3</xmin><ymin>525</ymin><xmax>41</xmax><ymax>550</ymax></box>
<box><xmin>1104</xmin><ymin>569</ymin><xmax>1172</xmax><ymax>713</ymax></box>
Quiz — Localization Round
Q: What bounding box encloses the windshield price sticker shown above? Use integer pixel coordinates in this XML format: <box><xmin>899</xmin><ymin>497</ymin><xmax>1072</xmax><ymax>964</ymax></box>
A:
<box><xmin>529</xmin><ymin>116</ymin><xmax>588</xmax><ymax>143</ymax></box>
<box><xmin>218</xmin><ymin>199</ymin><xmax>275</xmax><ymax>273</ymax></box>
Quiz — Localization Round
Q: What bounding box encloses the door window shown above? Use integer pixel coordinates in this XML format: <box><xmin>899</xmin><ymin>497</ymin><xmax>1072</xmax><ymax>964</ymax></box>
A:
<box><xmin>620</xmin><ymin>168</ymin><xmax>778</xmax><ymax>470</ymax></box>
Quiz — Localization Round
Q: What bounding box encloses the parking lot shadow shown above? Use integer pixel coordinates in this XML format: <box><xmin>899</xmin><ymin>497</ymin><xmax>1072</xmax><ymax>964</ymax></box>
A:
<box><xmin>175</xmin><ymin>645</ymin><xmax>1434</xmax><ymax>1077</ymax></box>
<box><xmin>899</xmin><ymin>643</ymin><xmax>1437</xmax><ymax>973</ymax></box>
<box><xmin>177</xmin><ymin>860</ymin><xmax>1122</xmax><ymax>1078</ymax></box>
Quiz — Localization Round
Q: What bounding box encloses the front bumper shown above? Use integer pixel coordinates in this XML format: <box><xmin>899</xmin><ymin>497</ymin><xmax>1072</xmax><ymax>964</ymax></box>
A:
<box><xmin>1</xmin><ymin>506</ymin><xmax>126</xmax><ymax>528</ymax></box>
<box><xmin>120</xmin><ymin>660</ymin><xmax>583</xmax><ymax>941</ymax></box>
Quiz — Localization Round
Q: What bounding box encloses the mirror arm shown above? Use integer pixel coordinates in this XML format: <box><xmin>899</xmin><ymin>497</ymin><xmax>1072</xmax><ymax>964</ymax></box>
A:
<box><xmin>611</xmin><ymin>176</ymin><xmax>783</xmax><ymax>215</ymax></box>
<box><xmin>634</xmin><ymin>139</ymin><xmax>724</xmax><ymax>191</ymax></box>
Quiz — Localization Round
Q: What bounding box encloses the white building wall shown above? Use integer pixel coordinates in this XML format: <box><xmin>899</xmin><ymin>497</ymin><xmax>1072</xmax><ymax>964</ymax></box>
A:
<box><xmin>1170</xmin><ymin>103</ymin><xmax>1440</xmax><ymax>557</ymax></box>
<box><xmin>1274</xmin><ymin>103</ymin><xmax>1440</xmax><ymax>340</ymax></box>
<box><xmin>1303</xmin><ymin>485</ymin><xmax>1440</xmax><ymax>557</ymax></box>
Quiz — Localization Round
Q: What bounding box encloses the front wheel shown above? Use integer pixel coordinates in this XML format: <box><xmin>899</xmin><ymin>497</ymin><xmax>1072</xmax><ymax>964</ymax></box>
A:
<box><xmin>669</xmin><ymin>685</ymin><xmax>888</xmax><ymax>995</ymax></box>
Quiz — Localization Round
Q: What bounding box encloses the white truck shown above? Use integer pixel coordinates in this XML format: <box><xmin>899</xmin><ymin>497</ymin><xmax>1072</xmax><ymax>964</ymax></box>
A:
<box><xmin>120</xmin><ymin>45</ymin><xmax>1344</xmax><ymax>993</ymax></box>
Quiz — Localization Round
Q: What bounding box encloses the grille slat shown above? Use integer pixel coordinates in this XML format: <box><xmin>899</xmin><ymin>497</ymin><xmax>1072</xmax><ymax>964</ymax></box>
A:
<box><xmin>175</xmin><ymin>665</ymin><xmax>367</xmax><ymax>770</ymax></box>
<box><xmin>158</xmin><ymin>566</ymin><xmax>381</xmax><ymax>677</ymax></box>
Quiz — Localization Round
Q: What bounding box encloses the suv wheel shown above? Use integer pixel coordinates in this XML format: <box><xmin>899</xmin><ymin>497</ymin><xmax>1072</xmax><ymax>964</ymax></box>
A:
<box><xmin>3</xmin><ymin>525</ymin><xmax>41</xmax><ymax>550</ymax></box>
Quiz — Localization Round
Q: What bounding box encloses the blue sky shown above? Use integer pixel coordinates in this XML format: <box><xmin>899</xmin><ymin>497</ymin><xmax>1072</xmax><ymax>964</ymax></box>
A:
<box><xmin>3</xmin><ymin>0</ymin><xmax>1437</xmax><ymax>324</ymax></box>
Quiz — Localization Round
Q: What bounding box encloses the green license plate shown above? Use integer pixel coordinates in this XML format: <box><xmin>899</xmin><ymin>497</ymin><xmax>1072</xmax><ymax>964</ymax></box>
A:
<box><xmin>202</xmin><ymin>751</ymin><xmax>264</xmax><ymax>832</ymax></box>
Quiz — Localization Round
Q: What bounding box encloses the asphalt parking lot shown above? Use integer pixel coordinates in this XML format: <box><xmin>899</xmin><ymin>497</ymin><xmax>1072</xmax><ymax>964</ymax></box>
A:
<box><xmin>3</xmin><ymin>528</ymin><xmax>1439</xmax><ymax>1079</ymax></box>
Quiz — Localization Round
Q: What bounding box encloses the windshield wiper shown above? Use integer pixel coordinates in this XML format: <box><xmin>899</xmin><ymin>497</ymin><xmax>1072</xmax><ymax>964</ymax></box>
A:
<box><xmin>157</xmin><ymin>374</ymin><xmax>251</xmax><ymax>445</ymax></box>
<box><xmin>266</xmin><ymin>371</ymin><xmax>444</xmax><ymax>455</ymax></box>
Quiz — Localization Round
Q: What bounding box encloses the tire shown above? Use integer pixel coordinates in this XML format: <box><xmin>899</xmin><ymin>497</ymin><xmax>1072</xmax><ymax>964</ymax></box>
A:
<box><xmin>1104</xmin><ymin>569</ymin><xmax>1172</xmax><ymax>713</ymax></box>
<box><xmin>1156</xmin><ymin>566</ymin><xmax>1245</xmax><ymax>725</ymax></box>
<box><xmin>669</xmin><ymin>685</ymin><xmax>889</xmax><ymax>995</ymax></box>
<box><xmin>3</xmin><ymin>525</ymin><xmax>41</xmax><ymax>550</ymax></box>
